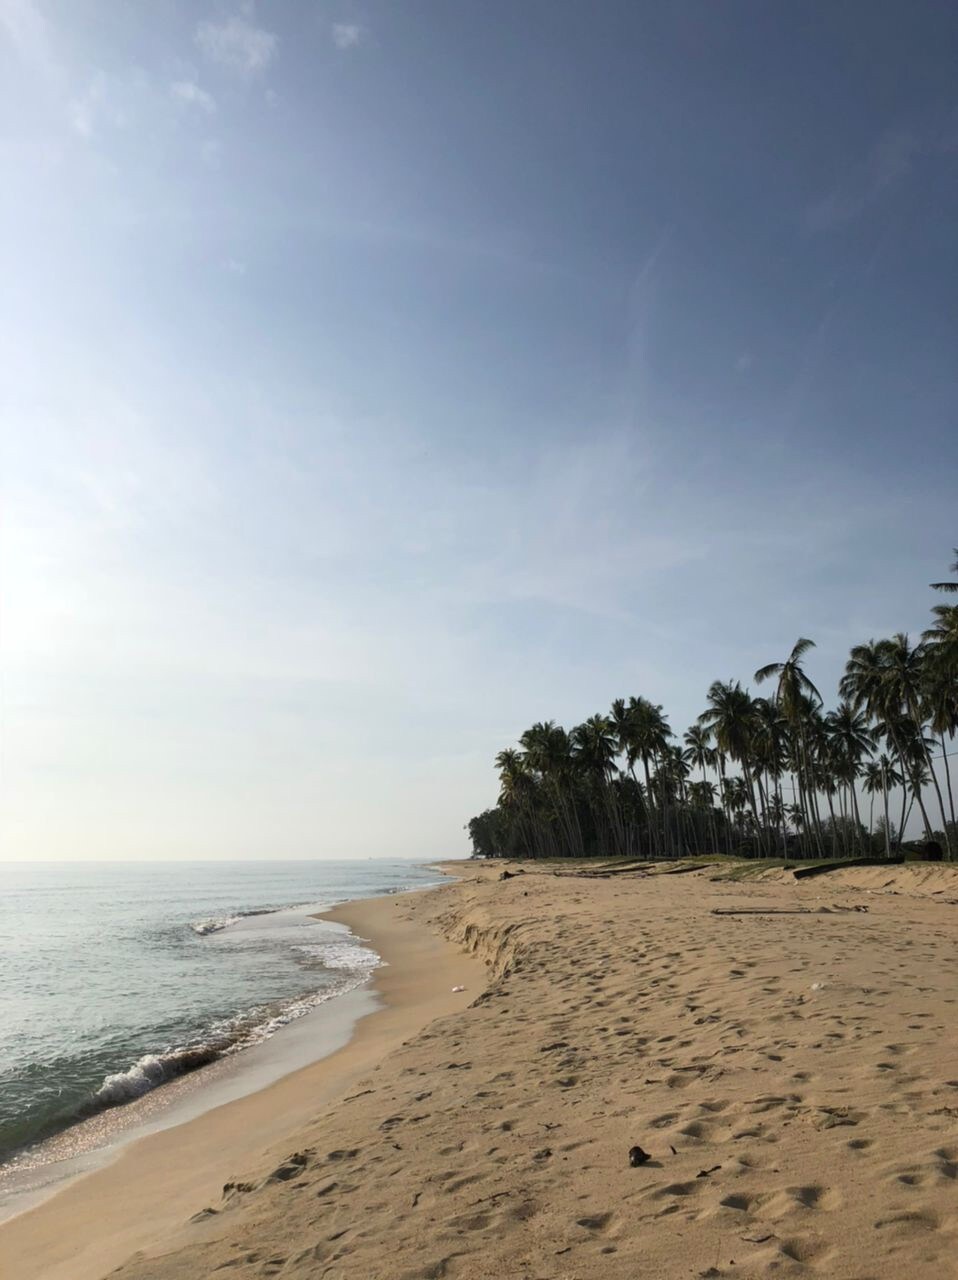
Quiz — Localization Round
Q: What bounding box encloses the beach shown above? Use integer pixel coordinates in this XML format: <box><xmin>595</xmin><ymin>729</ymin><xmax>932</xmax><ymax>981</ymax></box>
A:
<box><xmin>3</xmin><ymin>861</ymin><xmax>958</xmax><ymax>1279</ymax></box>
<box><xmin>0</xmin><ymin>890</ymin><xmax>482</xmax><ymax>1280</ymax></box>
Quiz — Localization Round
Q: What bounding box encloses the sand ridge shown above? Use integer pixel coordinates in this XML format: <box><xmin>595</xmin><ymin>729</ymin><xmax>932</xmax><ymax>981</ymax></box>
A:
<box><xmin>106</xmin><ymin>862</ymin><xmax>958</xmax><ymax>1280</ymax></box>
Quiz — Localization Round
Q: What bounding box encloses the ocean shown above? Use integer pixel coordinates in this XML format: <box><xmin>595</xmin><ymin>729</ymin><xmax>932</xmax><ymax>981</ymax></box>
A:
<box><xmin>0</xmin><ymin>859</ymin><xmax>443</xmax><ymax>1166</ymax></box>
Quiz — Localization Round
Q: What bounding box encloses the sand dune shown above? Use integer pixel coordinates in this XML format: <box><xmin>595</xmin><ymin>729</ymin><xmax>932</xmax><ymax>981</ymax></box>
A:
<box><xmin>97</xmin><ymin>861</ymin><xmax>958</xmax><ymax>1280</ymax></box>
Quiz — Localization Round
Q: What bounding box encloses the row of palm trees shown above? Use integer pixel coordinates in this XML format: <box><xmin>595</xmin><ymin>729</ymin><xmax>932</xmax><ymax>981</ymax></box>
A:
<box><xmin>466</xmin><ymin>550</ymin><xmax>958</xmax><ymax>862</ymax></box>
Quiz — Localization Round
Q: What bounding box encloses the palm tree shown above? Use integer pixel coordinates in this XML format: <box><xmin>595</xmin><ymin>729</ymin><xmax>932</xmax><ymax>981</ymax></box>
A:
<box><xmin>881</xmin><ymin>633</ymin><xmax>950</xmax><ymax>855</ymax></box>
<box><xmin>611</xmin><ymin>699</ymin><xmax>646</xmax><ymax>858</ymax></box>
<box><xmin>495</xmin><ymin>748</ymin><xmax>540</xmax><ymax>857</ymax></box>
<box><xmin>469</xmin><ymin>551</ymin><xmax>958</xmax><ymax>865</ymax></box>
<box><xmin>924</xmin><ymin>602</ymin><xmax>958</xmax><ymax>662</ymax></box>
<box><xmin>755</xmin><ymin>639</ymin><xmax>825</xmax><ymax>856</ymax></box>
<box><xmin>723</xmin><ymin>775</ymin><xmax>750</xmax><ymax>839</ymax></box>
<box><xmin>824</xmin><ymin>700</ymin><xmax>875</xmax><ymax>855</ymax></box>
<box><xmin>699</xmin><ymin>680</ymin><xmax>763</xmax><ymax>854</ymax></box>
<box><xmin>751</xmin><ymin>697</ymin><xmax>789</xmax><ymax>856</ymax></box>
<box><xmin>621</xmin><ymin>697</ymin><xmax>671</xmax><ymax>857</ymax></box>
<box><xmin>571</xmin><ymin>715</ymin><xmax>623</xmax><ymax>857</ymax></box>
<box><xmin>655</xmin><ymin>744</ymin><xmax>692</xmax><ymax>855</ymax></box>
<box><xmin>841</xmin><ymin>639</ymin><xmax>929</xmax><ymax>849</ymax></box>
<box><xmin>520</xmin><ymin>722</ymin><xmax>584</xmax><ymax>857</ymax></box>
<box><xmin>862</xmin><ymin>755</ymin><xmax>903</xmax><ymax>857</ymax></box>
<box><xmin>923</xmin><ymin>604</ymin><xmax>958</xmax><ymax>842</ymax></box>
<box><xmin>683</xmin><ymin>724</ymin><xmax>719</xmax><ymax>854</ymax></box>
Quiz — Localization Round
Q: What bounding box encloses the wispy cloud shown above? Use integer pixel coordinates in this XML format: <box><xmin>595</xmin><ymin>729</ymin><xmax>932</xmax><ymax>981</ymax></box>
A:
<box><xmin>195</xmin><ymin>7</ymin><xmax>277</xmax><ymax>76</ymax></box>
<box><xmin>170</xmin><ymin>80</ymin><xmax>216</xmax><ymax>113</ymax></box>
<box><xmin>68</xmin><ymin>71</ymin><xmax>108</xmax><ymax>138</ymax></box>
<box><xmin>331</xmin><ymin>22</ymin><xmax>364</xmax><ymax>50</ymax></box>
<box><xmin>805</xmin><ymin>129</ymin><xmax>919</xmax><ymax>231</ymax></box>
<box><xmin>0</xmin><ymin>0</ymin><xmax>59</xmax><ymax>81</ymax></box>
<box><xmin>67</xmin><ymin>69</ymin><xmax>152</xmax><ymax>140</ymax></box>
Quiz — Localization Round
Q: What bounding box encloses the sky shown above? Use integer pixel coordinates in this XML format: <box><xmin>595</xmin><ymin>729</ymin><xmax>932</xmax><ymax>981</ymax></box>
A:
<box><xmin>1</xmin><ymin>1</ymin><xmax>956</xmax><ymax>860</ymax></box>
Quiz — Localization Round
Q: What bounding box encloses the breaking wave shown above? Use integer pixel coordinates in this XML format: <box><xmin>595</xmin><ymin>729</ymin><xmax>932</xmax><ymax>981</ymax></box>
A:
<box><xmin>189</xmin><ymin>905</ymin><xmax>293</xmax><ymax>936</ymax></box>
<box><xmin>90</xmin><ymin>1044</ymin><xmax>226</xmax><ymax>1107</ymax></box>
<box><xmin>82</xmin><ymin>940</ymin><xmax>381</xmax><ymax>1121</ymax></box>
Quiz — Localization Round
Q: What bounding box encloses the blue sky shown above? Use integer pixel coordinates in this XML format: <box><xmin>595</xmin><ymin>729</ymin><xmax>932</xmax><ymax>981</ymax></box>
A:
<box><xmin>2</xmin><ymin>1</ymin><xmax>956</xmax><ymax>859</ymax></box>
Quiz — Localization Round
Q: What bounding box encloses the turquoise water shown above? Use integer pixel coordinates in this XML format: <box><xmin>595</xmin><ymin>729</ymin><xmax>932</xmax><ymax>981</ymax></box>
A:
<box><xmin>0</xmin><ymin>860</ymin><xmax>441</xmax><ymax>1162</ymax></box>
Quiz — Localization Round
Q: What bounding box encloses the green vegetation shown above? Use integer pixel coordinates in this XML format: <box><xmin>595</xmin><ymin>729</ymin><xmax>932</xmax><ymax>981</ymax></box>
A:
<box><xmin>467</xmin><ymin>550</ymin><xmax>958</xmax><ymax>862</ymax></box>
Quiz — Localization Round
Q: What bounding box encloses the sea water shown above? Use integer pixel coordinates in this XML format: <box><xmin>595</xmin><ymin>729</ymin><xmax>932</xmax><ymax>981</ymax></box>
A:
<box><xmin>0</xmin><ymin>859</ymin><xmax>442</xmax><ymax>1164</ymax></box>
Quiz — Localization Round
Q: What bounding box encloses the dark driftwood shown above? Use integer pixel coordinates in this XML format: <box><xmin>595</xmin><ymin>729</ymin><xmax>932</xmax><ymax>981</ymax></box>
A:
<box><xmin>651</xmin><ymin>862</ymin><xmax>722</xmax><ymax>876</ymax></box>
<box><xmin>712</xmin><ymin>905</ymin><xmax>869</xmax><ymax>916</ymax></box>
<box><xmin>713</xmin><ymin>907</ymin><xmax>816</xmax><ymax>916</ymax></box>
<box><xmin>792</xmin><ymin>857</ymin><xmax>904</xmax><ymax>880</ymax></box>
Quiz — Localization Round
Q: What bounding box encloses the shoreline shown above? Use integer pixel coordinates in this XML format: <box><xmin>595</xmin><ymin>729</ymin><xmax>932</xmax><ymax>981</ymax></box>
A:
<box><xmin>0</xmin><ymin>877</ymin><xmax>483</xmax><ymax>1280</ymax></box>
<box><xmin>7</xmin><ymin>859</ymin><xmax>956</xmax><ymax>1279</ymax></box>
<box><xmin>106</xmin><ymin>858</ymin><xmax>958</xmax><ymax>1280</ymax></box>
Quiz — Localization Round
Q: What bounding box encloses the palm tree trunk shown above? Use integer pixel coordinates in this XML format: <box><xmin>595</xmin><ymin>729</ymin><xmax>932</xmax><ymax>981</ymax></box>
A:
<box><xmin>897</xmin><ymin>765</ymin><xmax>909</xmax><ymax>847</ymax></box>
<box><xmin>840</xmin><ymin>785</ymin><xmax>851</xmax><ymax>855</ymax></box>
<box><xmin>849</xmin><ymin>781</ymin><xmax>864</xmax><ymax>855</ymax></box>
<box><xmin>903</xmin><ymin>790</ymin><xmax>917</xmax><ymax>837</ymax></box>
<box><xmin>942</xmin><ymin>735</ymin><xmax>956</xmax><ymax>829</ymax></box>
<box><xmin>795</xmin><ymin>757</ymin><xmax>819</xmax><ymax>858</ymax></box>
<box><xmin>884</xmin><ymin>721</ymin><xmax>934</xmax><ymax>845</ymax></box>
<box><xmin>698</xmin><ymin>764</ymin><xmax>714</xmax><ymax>855</ymax></box>
<box><xmin>743</xmin><ymin>772</ymin><xmax>762</xmax><ymax>859</ymax></box>
<box><xmin>717</xmin><ymin>753</ymin><xmax>733</xmax><ymax>854</ymax></box>
<box><xmin>797</xmin><ymin>729</ymin><xmax>826</xmax><ymax>858</ymax></box>
<box><xmin>824</xmin><ymin>788</ymin><xmax>838</xmax><ymax>856</ymax></box>
<box><xmin>881</xmin><ymin>759</ymin><xmax>892</xmax><ymax>858</ymax></box>
<box><xmin>641</xmin><ymin>756</ymin><xmax>658</xmax><ymax>858</ymax></box>
<box><xmin>907</xmin><ymin>699</ymin><xmax>952</xmax><ymax>855</ymax></box>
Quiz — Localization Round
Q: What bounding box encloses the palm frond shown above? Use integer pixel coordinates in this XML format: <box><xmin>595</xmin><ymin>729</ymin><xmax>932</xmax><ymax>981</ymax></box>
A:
<box><xmin>796</xmin><ymin>671</ymin><xmax>824</xmax><ymax>704</ymax></box>
<box><xmin>790</xmin><ymin>637</ymin><xmax>817</xmax><ymax>660</ymax></box>
<box><xmin>753</xmin><ymin>662</ymin><xmax>781</xmax><ymax>684</ymax></box>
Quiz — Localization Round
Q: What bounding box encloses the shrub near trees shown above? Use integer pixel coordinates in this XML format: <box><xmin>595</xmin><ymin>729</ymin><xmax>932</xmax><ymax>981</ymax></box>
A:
<box><xmin>466</xmin><ymin>551</ymin><xmax>958</xmax><ymax>862</ymax></box>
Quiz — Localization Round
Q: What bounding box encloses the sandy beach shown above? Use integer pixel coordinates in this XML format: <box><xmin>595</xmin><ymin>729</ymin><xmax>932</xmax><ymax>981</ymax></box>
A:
<box><xmin>0</xmin><ymin>892</ymin><xmax>482</xmax><ymax>1280</ymax></box>
<box><xmin>4</xmin><ymin>860</ymin><xmax>958</xmax><ymax>1279</ymax></box>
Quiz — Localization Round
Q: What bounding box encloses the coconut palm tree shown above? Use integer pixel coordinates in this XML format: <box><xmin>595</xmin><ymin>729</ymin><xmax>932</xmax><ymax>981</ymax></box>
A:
<box><xmin>923</xmin><ymin>604</ymin><xmax>958</xmax><ymax>841</ymax></box>
<box><xmin>861</xmin><ymin>755</ymin><xmax>903</xmax><ymax>856</ymax></box>
<box><xmin>495</xmin><ymin>748</ymin><xmax>540</xmax><ymax>857</ymax></box>
<box><xmin>750</xmin><ymin>697</ymin><xmax>789</xmax><ymax>855</ymax></box>
<box><xmin>571</xmin><ymin>715</ymin><xmax>623</xmax><ymax>857</ymax></box>
<box><xmin>683</xmin><ymin>724</ymin><xmax>719</xmax><ymax>854</ymax></box>
<box><xmin>468</xmin><ymin>551</ymin><xmax>958</xmax><ymax>864</ymax></box>
<box><xmin>923</xmin><ymin>602</ymin><xmax>958</xmax><ymax>662</ymax></box>
<box><xmin>824</xmin><ymin>700</ymin><xmax>875</xmax><ymax>855</ymax></box>
<box><xmin>520</xmin><ymin>722</ymin><xmax>584</xmax><ymax>858</ymax></box>
<box><xmin>755</xmin><ymin>640</ymin><xmax>825</xmax><ymax>856</ymax></box>
<box><xmin>611</xmin><ymin>699</ymin><xmax>648</xmax><ymax>857</ymax></box>
<box><xmin>655</xmin><ymin>744</ymin><xmax>692</xmax><ymax>855</ymax></box>
<box><xmin>722</xmin><ymin>775</ymin><xmax>750</xmax><ymax>840</ymax></box>
<box><xmin>841</xmin><ymin>640</ymin><xmax>929</xmax><ymax>848</ymax></box>
<box><xmin>698</xmin><ymin>680</ymin><xmax>764</xmax><ymax>854</ymax></box>
<box><xmin>621</xmin><ymin>697</ymin><xmax>671</xmax><ymax>857</ymax></box>
<box><xmin>881</xmin><ymin>634</ymin><xmax>950</xmax><ymax>855</ymax></box>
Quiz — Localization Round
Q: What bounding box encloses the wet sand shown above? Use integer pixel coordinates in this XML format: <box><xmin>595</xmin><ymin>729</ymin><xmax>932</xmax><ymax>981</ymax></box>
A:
<box><xmin>0</xmin><ymin>893</ymin><xmax>482</xmax><ymax>1280</ymax></box>
<box><xmin>4</xmin><ymin>861</ymin><xmax>958</xmax><ymax>1279</ymax></box>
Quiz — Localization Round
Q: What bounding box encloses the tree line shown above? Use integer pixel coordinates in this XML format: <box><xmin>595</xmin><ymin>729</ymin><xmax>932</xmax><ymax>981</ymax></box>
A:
<box><xmin>466</xmin><ymin>550</ymin><xmax>958</xmax><ymax>862</ymax></box>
